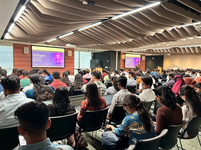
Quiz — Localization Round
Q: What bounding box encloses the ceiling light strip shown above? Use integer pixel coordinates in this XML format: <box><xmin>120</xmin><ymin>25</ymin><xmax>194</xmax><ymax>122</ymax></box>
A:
<box><xmin>46</xmin><ymin>38</ymin><xmax>56</xmax><ymax>43</ymax></box>
<box><xmin>111</xmin><ymin>2</ymin><xmax>161</xmax><ymax>20</ymax></box>
<box><xmin>14</xmin><ymin>6</ymin><xmax>26</xmax><ymax>22</ymax></box>
<box><xmin>59</xmin><ymin>32</ymin><xmax>74</xmax><ymax>38</ymax></box>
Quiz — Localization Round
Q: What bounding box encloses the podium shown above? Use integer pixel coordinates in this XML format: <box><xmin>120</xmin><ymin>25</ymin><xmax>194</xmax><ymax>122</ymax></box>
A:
<box><xmin>92</xmin><ymin>68</ymin><xmax>102</xmax><ymax>74</ymax></box>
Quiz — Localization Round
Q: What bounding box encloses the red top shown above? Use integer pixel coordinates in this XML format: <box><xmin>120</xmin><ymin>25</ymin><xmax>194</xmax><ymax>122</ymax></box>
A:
<box><xmin>102</xmin><ymin>73</ymin><xmax>107</xmax><ymax>78</ymax></box>
<box><xmin>49</xmin><ymin>80</ymin><xmax>67</xmax><ymax>90</ymax></box>
<box><xmin>83</xmin><ymin>78</ymin><xmax>88</xmax><ymax>84</ymax></box>
<box><xmin>77</xmin><ymin>97</ymin><xmax>107</xmax><ymax>122</ymax></box>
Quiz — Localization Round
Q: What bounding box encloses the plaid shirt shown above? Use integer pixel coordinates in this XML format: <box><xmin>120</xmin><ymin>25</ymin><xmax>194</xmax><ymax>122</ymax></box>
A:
<box><xmin>81</xmin><ymin>81</ymin><xmax>106</xmax><ymax>96</ymax></box>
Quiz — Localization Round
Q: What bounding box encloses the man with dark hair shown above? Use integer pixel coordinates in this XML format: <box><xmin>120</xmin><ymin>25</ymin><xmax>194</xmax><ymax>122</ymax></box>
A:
<box><xmin>120</xmin><ymin>68</ymin><xmax>128</xmax><ymax>78</ymax></box>
<box><xmin>0</xmin><ymin>69</ymin><xmax>7</xmax><ymax>78</ymax></box>
<box><xmin>166</xmin><ymin>73</ymin><xmax>175</xmax><ymax>88</ymax></box>
<box><xmin>127</xmin><ymin>71</ymin><xmax>137</xmax><ymax>86</ymax></box>
<box><xmin>137</xmin><ymin>76</ymin><xmax>155</xmax><ymax>102</ymax></box>
<box><xmin>49</xmin><ymin>71</ymin><xmax>67</xmax><ymax>90</ymax></box>
<box><xmin>114</xmin><ymin>70</ymin><xmax>120</xmax><ymax>77</ymax></box>
<box><xmin>20</xmin><ymin>71</ymin><xmax>30</xmax><ymax>88</ymax></box>
<box><xmin>81</xmin><ymin>70</ymin><xmax>106</xmax><ymax>95</ymax></box>
<box><xmin>107</xmin><ymin>76</ymin><xmax>130</xmax><ymax>118</ymax></box>
<box><xmin>0</xmin><ymin>75</ymin><xmax>33</xmax><ymax>128</ymax></box>
<box><xmin>14</xmin><ymin>101</ymin><xmax>73</xmax><ymax>150</ymax></box>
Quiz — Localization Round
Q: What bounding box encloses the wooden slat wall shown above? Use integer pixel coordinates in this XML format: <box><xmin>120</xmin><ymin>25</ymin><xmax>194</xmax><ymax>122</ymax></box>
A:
<box><xmin>13</xmin><ymin>43</ymin><xmax>74</xmax><ymax>75</ymax></box>
<box><xmin>120</xmin><ymin>53</ymin><xmax>145</xmax><ymax>72</ymax></box>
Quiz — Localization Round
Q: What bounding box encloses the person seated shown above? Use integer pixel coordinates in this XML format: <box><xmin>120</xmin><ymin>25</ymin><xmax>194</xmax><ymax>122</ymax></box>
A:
<box><xmin>104</xmin><ymin>70</ymin><xmax>111</xmax><ymax>84</ymax></box>
<box><xmin>110</xmin><ymin>69</ymin><xmax>114</xmax><ymax>77</ymax></box>
<box><xmin>102</xmin><ymin>94</ymin><xmax>155</xmax><ymax>149</ymax></box>
<box><xmin>152</xmin><ymin>70</ymin><xmax>162</xmax><ymax>80</ymax></box>
<box><xmin>114</xmin><ymin>70</ymin><xmax>120</xmax><ymax>77</ymax></box>
<box><xmin>20</xmin><ymin>71</ymin><xmax>30</xmax><ymax>89</ymax></box>
<box><xmin>12</xmin><ymin>67</ymin><xmax>18</xmax><ymax>76</ymax></box>
<box><xmin>184</xmin><ymin>77</ymin><xmax>196</xmax><ymax>87</ymax></box>
<box><xmin>48</xmin><ymin>86</ymin><xmax>75</xmax><ymax>116</ymax></box>
<box><xmin>69</xmin><ymin>73</ymin><xmax>84</xmax><ymax>96</ymax></box>
<box><xmin>135</xmin><ymin>72</ymin><xmax>142</xmax><ymax>88</ymax></box>
<box><xmin>83</xmin><ymin>68</ymin><xmax>92</xmax><ymax>79</ymax></box>
<box><xmin>179</xmin><ymin>85</ymin><xmax>201</xmax><ymax>137</ymax></box>
<box><xmin>16</xmin><ymin>69</ymin><xmax>24</xmax><ymax>80</ymax></box>
<box><xmin>0</xmin><ymin>75</ymin><xmax>34</xmax><ymax>128</ymax></box>
<box><xmin>67</xmin><ymin>70</ymin><xmax>75</xmax><ymax>83</ymax></box>
<box><xmin>0</xmin><ymin>75</ymin><xmax>3</xmax><ymax>93</ymax></box>
<box><xmin>104</xmin><ymin>76</ymin><xmax>119</xmax><ymax>95</ymax></box>
<box><xmin>81</xmin><ymin>70</ymin><xmax>106</xmax><ymax>96</ymax></box>
<box><xmin>0</xmin><ymin>69</ymin><xmax>7</xmax><ymax>78</ymax></box>
<box><xmin>127</xmin><ymin>71</ymin><xmax>137</xmax><ymax>86</ymax></box>
<box><xmin>60</xmin><ymin>71</ymin><xmax>71</xmax><ymax>86</ymax></box>
<box><xmin>77</xmin><ymin>83</ymin><xmax>107</xmax><ymax>122</ymax></box>
<box><xmin>137</xmin><ymin>76</ymin><xmax>155</xmax><ymax>102</ymax></box>
<box><xmin>190</xmin><ymin>70</ymin><xmax>197</xmax><ymax>79</ymax></box>
<box><xmin>107</xmin><ymin>76</ymin><xmax>130</xmax><ymax>119</ymax></box>
<box><xmin>78</xmin><ymin>70</ymin><xmax>88</xmax><ymax>84</ymax></box>
<box><xmin>194</xmin><ymin>83</ymin><xmax>201</xmax><ymax>98</ymax></box>
<box><xmin>49</xmin><ymin>71</ymin><xmax>67</xmax><ymax>90</ymax></box>
<box><xmin>166</xmin><ymin>73</ymin><xmax>175</xmax><ymax>88</ymax></box>
<box><xmin>22</xmin><ymin>75</ymin><xmax>34</xmax><ymax>93</ymax></box>
<box><xmin>120</xmin><ymin>68</ymin><xmax>129</xmax><ymax>78</ymax></box>
<box><xmin>42</xmin><ymin>69</ymin><xmax>52</xmax><ymax>81</ymax></box>
<box><xmin>195</xmin><ymin>76</ymin><xmax>201</xmax><ymax>83</ymax></box>
<box><xmin>14</xmin><ymin>101</ymin><xmax>73</xmax><ymax>150</ymax></box>
<box><xmin>25</xmin><ymin>74</ymin><xmax>54</xmax><ymax>101</ymax></box>
<box><xmin>153</xmin><ymin>86</ymin><xmax>182</xmax><ymax>135</ymax></box>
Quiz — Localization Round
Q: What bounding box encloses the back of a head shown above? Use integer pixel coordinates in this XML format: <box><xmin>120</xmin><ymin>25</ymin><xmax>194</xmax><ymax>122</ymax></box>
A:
<box><xmin>17</xmin><ymin>69</ymin><xmax>24</xmax><ymax>75</ymax></box>
<box><xmin>123</xmin><ymin>94</ymin><xmax>152</xmax><ymax>133</ymax></box>
<box><xmin>0</xmin><ymin>69</ymin><xmax>7</xmax><ymax>76</ymax></box>
<box><xmin>12</xmin><ymin>68</ymin><xmax>18</xmax><ymax>75</ymax></box>
<box><xmin>22</xmin><ymin>70</ymin><xmax>29</xmax><ymax>77</ymax></box>
<box><xmin>92</xmin><ymin>70</ymin><xmax>101</xmax><ymax>80</ymax></box>
<box><xmin>14</xmin><ymin>101</ymin><xmax>49</xmax><ymax>134</ymax></box>
<box><xmin>136</xmin><ymin>72</ymin><xmax>142</xmax><ymax>77</ymax></box>
<box><xmin>191</xmin><ymin>70</ymin><xmax>196</xmax><ymax>74</ymax></box>
<box><xmin>129</xmin><ymin>71</ymin><xmax>134</xmax><ymax>77</ymax></box>
<box><xmin>74</xmin><ymin>73</ymin><xmax>84</xmax><ymax>88</ymax></box>
<box><xmin>53</xmin><ymin>86</ymin><xmax>70</xmax><ymax>104</ymax></box>
<box><xmin>85</xmin><ymin>68</ymin><xmax>90</xmax><ymax>74</ymax></box>
<box><xmin>43</xmin><ymin>69</ymin><xmax>50</xmax><ymax>75</ymax></box>
<box><xmin>169</xmin><ymin>73</ymin><xmax>174</xmax><ymax>78</ymax></box>
<box><xmin>114</xmin><ymin>70</ymin><xmax>119</xmax><ymax>74</ymax></box>
<box><xmin>62</xmin><ymin>71</ymin><xmax>68</xmax><ymax>78</ymax></box>
<box><xmin>141</xmin><ymin>76</ymin><xmax>153</xmax><ymax>87</ymax></box>
<box><xmin>78</xmin><ymin>70</ymin><xmax>84</xmax><ymax>76</ymax></box>
<box><xmin>52</xmin><ymin>71</ymin><xmax>60</xmax><ymax>79</ymax></box>
<box><xmin>30</xmin><ymin>74</ymin><xmax>41</xmax><ymax>84</ymax></box>
<box><xmin>67</xmin><ymin>70</ymin><xmax>70</xmax><ymax>75</ymax></box>
<box><xmin>117</xmin><ymin>76</ymin><xmax>127</xmax><ymax>88</ymax></box>
<box><xmin>120</xmin><ymin>68</ymin><xmax>124</xmax><ymax>72</ymax></box>
<box><xmin>1</xmin><ymin>75</ymin><xmax>20</xmax><ymax>92</ymax></box>
<box><xmin>194</xmin><ymin>83</ymin><xmax>201</xmax><ymax>89</ymax></box>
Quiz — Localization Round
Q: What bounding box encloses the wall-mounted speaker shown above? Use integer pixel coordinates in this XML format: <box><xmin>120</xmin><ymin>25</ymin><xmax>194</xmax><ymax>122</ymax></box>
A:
<box><xmin>68</xmin><ymin>50</ymin><xmax>72</xmax><ymax>56</ymax></box>
<box><xmin>23</xmin><ymin>47</ymin><xmax>29</xmax><ymax>54</ymax></box>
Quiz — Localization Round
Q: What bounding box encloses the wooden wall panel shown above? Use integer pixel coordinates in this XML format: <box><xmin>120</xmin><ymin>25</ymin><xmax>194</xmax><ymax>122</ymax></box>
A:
<box><xmin>13</xmin><ymin>43</ymin><xmax>74</xmax><ymax>75</ymax></box>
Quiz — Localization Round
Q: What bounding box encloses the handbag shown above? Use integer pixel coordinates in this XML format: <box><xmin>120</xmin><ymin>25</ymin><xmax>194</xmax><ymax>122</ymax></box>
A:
<box><xmin>67</xmin><ymin>131</ymin><xmax>88</xmax><ymax>149</ymax></box>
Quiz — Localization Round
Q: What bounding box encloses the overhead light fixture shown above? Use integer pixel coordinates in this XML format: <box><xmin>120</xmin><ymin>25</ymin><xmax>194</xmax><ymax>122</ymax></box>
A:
<box><xmin>59</xmin><ymin>32</ymin><xmax>74</xmax><ymax>38</ymax></box>
<box><xmin>171</xmin><ymin>22</ymin><xmax>200</xmax><ymax>30</ymax></box>
<box><xmin>46</xmin><ymin>38</ymin><xmax>56</xmax><ymax>43</ymax></box>
<box><xmin>112</xmin><ymin>2</ymin><xmax>161</xmax><ymax>20</ymax></box>
<box><xmin>4</xmin><ymin>33</ymin><xmax>9</xmax><ymax>39</ymax></box>
<box><xmin>8</xmin><ymin>23</ymin><xmax>15</xmax><ymax>32</ymax></box>
<box><xmin>14</xmin><ymin>6</ymin><xmax>26</xmax><ymax>22</ymax></box>
<box><xmin>78</xmin><ymin>22</ymin><xmax>102</xmax><ymax>31</ymax></box>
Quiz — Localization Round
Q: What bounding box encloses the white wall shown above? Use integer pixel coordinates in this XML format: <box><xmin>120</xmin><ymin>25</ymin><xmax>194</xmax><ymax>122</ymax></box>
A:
<box><xmin>164</xmin><ymin>55</ymin><xmax>201</xmax><ymax>69</ymax></box>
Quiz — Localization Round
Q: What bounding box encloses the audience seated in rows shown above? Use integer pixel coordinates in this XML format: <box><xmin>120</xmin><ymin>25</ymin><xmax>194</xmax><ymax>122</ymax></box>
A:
<box><xmin>104</xmin><ymin>76</ymin><xmax>119</xmax><ymax>95</ymax></box>
<box><xmin>25</xmin><ymin>74</ymin><xmax>54</xmax><ymax>101</ymax></box>
<box><xmin>69</xmin><ymin>73</ymin><xmax>84</xmax><ymax>95</ymax></box>
<box><xmin>179</xmin><ymin>85</ymin><xmax>201</xmax><ymax>137</ymax></box>
<box><xmin>83</xmin><ymin>68</ymin><xmax>92</xmax><ymax>79</ymax></box>
<box><xmin>153</xmin><ymin>86</ymin><xmax>182</xmax><ymax>135</ymax></box>
<box><xmin>14</xmin><ymin>101</ymin><xmax>73</xmax><ymax>150</ymax></box>
<box><xmin>60</xmin><ymin>71</ymin><xmax>71</xmax><ymax>86</ymax></box>
<box><xmin>0</xmin><ymin>75</ymin><xmax>34</xmax><ymax>128</ymax></box>
<box><xmin>81</xmin><ymin>70</ymin><xmax>106</xmax><ymax>96</ymax></box>
<box><xmin>48</xmin><ymin>86</ymin><xmax>75</xmax><ymax>117</ymax></box>
<box><xmin>107</xmin><ymin>76</ymin><xmax>130</xmax><ymax>119</ymax></box>
<box><xmin>20</xmin><ymin>71</ymin><xmax>30</xmax><ymax>88</ymax></box>
<box><xmin>127</xmin><ymin>71</ymin><xmax>137</xmax><ymax>86</ymax></box>
<box><xmin>137</xmin><ymin>76</ymin><xmax>155</xmax><ymax>102</ymax></box>
<box><xmin>78</xmin><ymin>83</ymin><xmax>107</xmax><ymax>122</ymax></box>
<box><xmin>102</xmin><ymin>94</ymin><xmax>155</xmax><ymax>149</ymax></box>
<box><xmin>49</xmin><ymin>71</ymin><xmax>67</xmax><ymax>90</ymax></box>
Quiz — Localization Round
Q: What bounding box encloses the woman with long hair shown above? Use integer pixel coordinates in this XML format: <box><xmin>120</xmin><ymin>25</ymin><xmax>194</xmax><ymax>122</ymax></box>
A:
<box><xmin>154</xmin><ymin>86</ymin><xmax>182</xmax><ymax>135</ymax></box>
<box><xmin>101</xmin><ymin>94</ymin><xmax>155</xmax><ymax>149</ymax></box>
<box><xmin>61</xmin><ymin>71</ymin><xmax>71</xmax><ymax>86</ymax></box>
<box><xmin>69</xmin><ymin>73</ymin><xmax>84</xmax><ymax>95</ymax></box>
<box><xmin>179</xmin><ymin>85</ymin><xmax>201</xmax><ymax>137</ymax></box>
<box><xmin>48</xmin><ymin>86</ymin><xmax>75</xmax><ymax>116</ymax></box>
<box><xmin>77</xmin><ymin>83</ymin><xmax>107</xmax><ymax>122</ymax></box>
<box><xmin>104</xmin><ymin>76</ymin><xmax>119</xmax><ymax>95</ymax></box>
<box><xmin>25</xmin><ymin>74</ymin><xmax>54</xmax><ymax>101</ymax></box>
<box><xmin>12</xmin><ymin>68</ymin><xmax>18</xmax><ymax>76</ymax></box>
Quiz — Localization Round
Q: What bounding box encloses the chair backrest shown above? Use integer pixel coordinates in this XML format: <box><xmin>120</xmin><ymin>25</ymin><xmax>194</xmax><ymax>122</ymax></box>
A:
<box><xmin>109</xmin><ymin>105</ymin><xmax>126</xmax><ymax>125</ymax></box>
<box><xmin>0</xmin><ymin>125</ymin><xmax>19</xmax><ymax>150</ymax></box>
<box><xmin>143</xmin><ymin>101</ymin><xmax>154</xmax><ymax>111</ymax></box>
<box><xmin>79</xmin><ymin>107</ymin><xmax>109</xmax><ymax>132</ymax></box>
<box><xmin>71</xmin><ymin>90</ymin><xmax>83</xmax><ymax>96</ymax></box>
<box><xmin>102</xmin><ymin>94</ymin><xmax>114</xmax><ymax>105</ymax></box>
<box><xmin>47</xmin><ymin>112</ymin><xmax>78</xmax><ymax>141</ymax></box>
<box><xmin>129</xmin><ymin>129</ymin><xmax>168</xmax><ymax>150</ymax></box>
<box><xmin>127</xmin><ymin>86</ymin><xmax>136</xmax><ymax>93</ymax></box>
<box><xmin>182</xmin><ymin>117</ymin><xmax>201</xmax><ymax>138</ymax></box>
<box><xmin>158</xmin><ymin>122</ymin><xmax>185</xmax><ymax>149</ymax></box>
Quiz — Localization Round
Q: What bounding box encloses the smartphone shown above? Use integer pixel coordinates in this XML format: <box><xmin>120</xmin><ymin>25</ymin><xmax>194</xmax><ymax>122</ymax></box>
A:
<box><xmin>18</xmin><ymin>135</ymin><xmax>26</xmax><ymax>146</ymax></box>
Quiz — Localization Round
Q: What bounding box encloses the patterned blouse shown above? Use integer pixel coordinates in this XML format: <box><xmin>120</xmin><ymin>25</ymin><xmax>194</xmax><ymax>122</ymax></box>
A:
<box><xmin>113</xmin><ymin>111</ymin><xmax>156</xmax><ymax>146</ymax></box>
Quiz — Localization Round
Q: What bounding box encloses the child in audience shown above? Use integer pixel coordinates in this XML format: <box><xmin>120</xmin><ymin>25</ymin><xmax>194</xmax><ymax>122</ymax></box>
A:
<box><xmin>101</xmin><ymin>94</ymin><xmax>155</xmax><ymax>149</ymax></box>
<box><xmin>179</xmin><ymin>85</ymin><xmax>201</xmax><ymax>137</ymax></box>
<box><xmin>153</xmin><ymin>86</ymin><xmax>182</xmax><ymax>135</ymax></box>
<box><xmin>77</xmin><ymin>83</ymin><xmax>107</xmax><ymax>122</ymax></box>
<box><xmin>48</xmin><ymin>86</ymin><xmax>75</xmax><ymax>116</ymax></box>
<box><xmin>104</xmin><ymin>76</ymin><xmax>119</xmax><ymax>95</ymax></box>
<box><xmin>69</xmin><ymin>73</ymin><xmax>84</xmax><ymax>95</ymax></box>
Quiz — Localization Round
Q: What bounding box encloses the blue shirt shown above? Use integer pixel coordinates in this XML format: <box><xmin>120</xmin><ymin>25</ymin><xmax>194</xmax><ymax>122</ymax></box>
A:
<box><xmin>15</xmin><ymin>138</ymin><xmax>73</xmax><ymax>150</ymax></box>
<box><xmin>0</xmin><ymin>83</ymin><xmax>3</xmax><ymax>93</ymax></box>
<box><xmin>113</xmin><ymin>112</ymin><xmax>155</xmax><ymax>146</ymax></box>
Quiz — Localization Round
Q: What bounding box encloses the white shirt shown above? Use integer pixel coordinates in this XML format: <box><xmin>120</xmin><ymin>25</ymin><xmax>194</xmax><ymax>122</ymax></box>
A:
<box><xmin>22</xmin><ymin>83</ymin><xmax>34</xmax><ymax>93</ymax></box>
<box><xmin>138</xmin><ymin>88</ymin><xmax>156</xmax><ymax>102</ymax></box>
<box><xmin>68</xmin><ymin>75</ymin><xmax>75</xmax><ymax>83</ymax></box>
<box><xmin>0</xmin><ymin>92</ymin><xmax>34</xmax><ymax>128</ymax></box>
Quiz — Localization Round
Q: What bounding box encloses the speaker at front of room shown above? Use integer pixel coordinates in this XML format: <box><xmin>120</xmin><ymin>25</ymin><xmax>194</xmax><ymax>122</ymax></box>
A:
<box><xmin>90</xmin><ymin>59</ymin><xmax>99</xmax><ymax>69</ymax></box>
